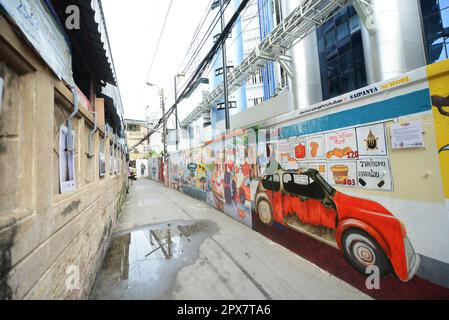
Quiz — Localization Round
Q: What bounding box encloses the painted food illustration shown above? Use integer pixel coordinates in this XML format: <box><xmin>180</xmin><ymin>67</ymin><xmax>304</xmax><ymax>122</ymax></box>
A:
<box><xmin>326</xmin><ymin>147</ymin><xmax>352</xmax><ymax>159</ymax></box>
<box><xmin>310</xmin><ymin>142</ymin><xmax>319</xmax><ymax>158</ymax></box>
<box><xmin>295</xmin><ymin>144</ymin><xmax>306</xmax><ymax>159</ymax></box>
<box><xmin>331</xmin><ymin>165</ymin><xmax>349</xmax><ymax>185</ymax></box>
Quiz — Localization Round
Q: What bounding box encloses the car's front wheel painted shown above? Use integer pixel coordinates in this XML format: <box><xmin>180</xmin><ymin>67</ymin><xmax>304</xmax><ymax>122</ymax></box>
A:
<box><xmin>257</xmin><ymin>200</ymin><xmax>273</xmax><ymax>226</ymax></box>
<box><xmin>342</xmin><ymin>229</ymin><xmax>392</xmax><ymax>278</ymax></box>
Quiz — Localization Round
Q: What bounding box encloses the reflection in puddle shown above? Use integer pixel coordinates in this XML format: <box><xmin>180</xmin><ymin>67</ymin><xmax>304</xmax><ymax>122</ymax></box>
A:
<box><xmin>90</xmin><ymin>220</ymin><xmax>217</xmax><ymax>300</ymax></box>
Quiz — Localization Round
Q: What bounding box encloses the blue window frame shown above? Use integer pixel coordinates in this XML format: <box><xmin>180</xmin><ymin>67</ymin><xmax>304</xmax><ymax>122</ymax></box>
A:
<box><xmin>420</xmin><ymin>0</ymin><xmax>449</xmax><ymax>63</ymax></box>
<box><xmin>317</xmin><ymin>5</ymin><xmax>367</xmax><ymax>100</ymax></box>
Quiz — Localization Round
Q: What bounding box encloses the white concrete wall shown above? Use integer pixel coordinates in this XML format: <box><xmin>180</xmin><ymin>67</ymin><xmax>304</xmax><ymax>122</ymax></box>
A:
<box><xmin>284</xmin><ymin>0</ymin><xmax>323</xmax><ymax>110</ymax></box>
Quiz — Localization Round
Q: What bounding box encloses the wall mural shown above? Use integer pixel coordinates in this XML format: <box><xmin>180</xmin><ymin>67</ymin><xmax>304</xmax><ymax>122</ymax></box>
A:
<box><xmin>167</xmin><ymin>62</ymin><xmax>449</xmax><ymax>286</ymax></box>
<box><xmin>428</xmin><ymin>60</ymin><xmax>449</xmax><ymax>198</ymax></box>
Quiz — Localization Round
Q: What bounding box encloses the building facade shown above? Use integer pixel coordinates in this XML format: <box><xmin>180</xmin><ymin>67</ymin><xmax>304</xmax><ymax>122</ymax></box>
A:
<box><xmin>0</xmin><ymin>0</ymin><xmax>127</xmax><ymax>299</ymax></box>
<box><xmin>125</xmin><ymin>119</ymin><xmax>151</xmax><ymax>161</ymax></box>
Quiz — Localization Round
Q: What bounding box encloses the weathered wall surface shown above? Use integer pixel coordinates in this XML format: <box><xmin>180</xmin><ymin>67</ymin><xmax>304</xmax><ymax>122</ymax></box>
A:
<box><xmin>0</xmin><ymin>15</ymin><xmax>127</xmax><ymax>299</ymax></box>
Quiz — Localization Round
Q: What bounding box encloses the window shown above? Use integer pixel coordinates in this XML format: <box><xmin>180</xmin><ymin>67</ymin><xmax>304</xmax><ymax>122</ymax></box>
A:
<box><xmin>283</xmin><ymin>173</ymin><xmax>325</xmax><ymax>200</ymax></box>
<box><xmin>272</xmin><ymin>174</ymin><xmax>281</xmax><ymax>191</ymax></box>
<box><xmin>127</xmin><ymin>124</ymin><xmax>140</xmax><ymax>132</ymax></box>
<box><xmin>248</xmin><ymin>97</ymin><xmax>264</xmax><ymax>108</ymax></box>
<box><xmin>216</xmin><ymin>101</ymin><xmax>237</xmax><ymax>110</ymax></box>
<box><xmin>420</xmin><ymin>0</ymin><xmax>449</xmax><ymax>63</ymax></box>
<box><xmin>215</xmin><ymin>66</ymin><xmax>234</xmax><ymax>76</ymax></box>
<box><xmin>317</xmin><ymin>5</ymin><xmax>367</xmax><ymax>100</ymax></box>
<box><xmin>262</xmin><ymin>175</ymin><xmax>273</xmax><ymax>190</ymax></box>
<box><xmin>246</xmin><ymin>71</ymin><xmax>263</xmax><ymax>86</ymax></box>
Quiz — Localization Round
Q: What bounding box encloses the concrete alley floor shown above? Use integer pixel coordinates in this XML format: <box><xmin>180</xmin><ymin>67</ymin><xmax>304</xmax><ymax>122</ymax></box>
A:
<box><xmin>90</xmin><ymin>179</ymin><xmax>371</xmax><ymax>300</ymax></box>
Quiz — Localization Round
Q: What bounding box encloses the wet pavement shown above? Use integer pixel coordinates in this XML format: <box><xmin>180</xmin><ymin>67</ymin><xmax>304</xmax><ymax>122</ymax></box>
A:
<box><xmin>90</xmin><ymin>179</ymin><xmax>371</xmax><ymax>300</ymax></box>
<box><xmin>91</xmin><ymin>220</ymin><xmax>218</xmax><ymax>300</ymax></box>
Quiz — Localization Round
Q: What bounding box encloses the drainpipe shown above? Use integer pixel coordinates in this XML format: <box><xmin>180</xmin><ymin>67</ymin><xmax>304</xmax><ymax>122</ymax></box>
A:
<box><xmin>88</xmin><ymin>112</ymin><xmax>98</xmax><ymax>158</ymax></box>
<box><xmin>67</xmin><ymin>86</ymin><xmax>79</xmax><ymax>151</ymax></box>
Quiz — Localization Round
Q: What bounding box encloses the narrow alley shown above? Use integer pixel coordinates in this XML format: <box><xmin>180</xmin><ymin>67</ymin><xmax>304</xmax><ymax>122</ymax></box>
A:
<box><xmin>2</xmin><ymin>0</ymin><xmax>449</xmax><ymax>306</ymax></box>
<box><xmin>90</xmin><ymin>179</ymin><xmax>369</xmax><ymax>300</ymax></box>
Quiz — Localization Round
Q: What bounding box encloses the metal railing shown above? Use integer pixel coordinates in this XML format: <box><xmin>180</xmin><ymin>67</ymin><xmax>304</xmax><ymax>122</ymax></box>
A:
<box><xmin>181</xmin><ymin>0</ymin><xmax>367</xmax><ymax>127</ymax></box>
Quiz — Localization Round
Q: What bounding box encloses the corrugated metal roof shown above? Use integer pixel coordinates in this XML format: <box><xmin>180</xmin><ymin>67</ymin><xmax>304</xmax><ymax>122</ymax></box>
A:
<box><xmin>52</xmin><ymin>0</ymin><xmax>117</xmax><ymax>86</ymax></box>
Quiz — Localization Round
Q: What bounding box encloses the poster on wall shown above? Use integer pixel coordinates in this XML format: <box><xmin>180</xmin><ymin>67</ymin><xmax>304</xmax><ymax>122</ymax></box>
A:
<box><xmin>357</xmin><ymin>158</ymin><xmax>393</xmax><ymax>191</ymax></box>
<box><xmin>278</xmin><ymin>139</ymin><xmax>290</xmax><ymax>159</ymax></box>
<box><xmin>290</xmin><ymin>137</ymin><xmax>307</xmax><ymax>161</ymax></box>
<box><xmin>109</xmin><ymin>145</ymin><xmax>113</xmax><ymax>175</ymax></box>
<box><xmin>391</xmin><ymin>121</ymin><xmax>425</xmax><ymax>149</ymax></box>
<box><xmin>99</xmin><ymin>142</ymin><xmax>106</xmax><ymax>177</ymax></box>
<box><xmin>306</xmin><ymin>135</ymin><xmax>325</xmax><ymax>160</ymax></box>
<box><xmin>327</xmin><ymin>162</ymin><xmax>358</xmax><ymax>188</ymax></box>
<box><xmin>356</xmin><ymin>123</ymin><xmax>388</xmax><ymax>156</ymax></box>
<box><xmin>99</xmin><ymin>152</ymin><xmax>106</xmax><ymax>177</ymax></box>
<box><xmin>0</xmin><ymin>76</ymin><xmax>4</xmax><ymax>114</ymax></box>
<box><xmin>59</xmin><ymin>125</ymin><xmax>76</xmax><ymax>194</ymax></box>
<box><xmin>325</xmin><ymin>129</ymin><xmax>358</xmax><ymax>160</ymax></box>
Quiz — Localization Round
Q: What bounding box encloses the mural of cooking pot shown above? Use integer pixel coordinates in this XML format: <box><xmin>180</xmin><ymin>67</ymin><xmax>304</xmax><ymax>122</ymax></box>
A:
<box><xmin>254</xmin><ymin>168</ymin><xmax>420</xmax><ymax>282</ymax></box>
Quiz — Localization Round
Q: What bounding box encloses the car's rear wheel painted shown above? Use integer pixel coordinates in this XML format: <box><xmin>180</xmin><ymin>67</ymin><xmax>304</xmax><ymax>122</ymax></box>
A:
<box><xmin>257</xmin><ymin>200</ymin><xmax>273</xmax><ymax>226</ymax></box>
<box><xmin>342</xmin><ymin>229</ymin><xmax>392</xmax><ymax>278</ymax></box>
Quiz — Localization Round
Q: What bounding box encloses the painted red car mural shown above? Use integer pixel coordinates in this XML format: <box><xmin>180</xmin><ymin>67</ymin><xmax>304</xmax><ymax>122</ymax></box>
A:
<box><xmin>255</xmin><ymin>168</ymin><xmax>420</xmax><ymax>282</ymax></box>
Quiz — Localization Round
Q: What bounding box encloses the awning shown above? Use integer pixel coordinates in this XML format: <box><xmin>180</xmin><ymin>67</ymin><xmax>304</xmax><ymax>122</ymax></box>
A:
<box><xmin>51</xmin><ymin>0</ymin><xmax>117</xmax><ymax>86</ymax></box>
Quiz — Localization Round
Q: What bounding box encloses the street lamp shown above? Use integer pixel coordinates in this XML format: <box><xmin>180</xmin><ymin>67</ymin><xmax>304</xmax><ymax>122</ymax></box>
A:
<box><xmin>174</xmin><ymin>74</ymin><xmax>185</xmax><ymax>151</ymax></box>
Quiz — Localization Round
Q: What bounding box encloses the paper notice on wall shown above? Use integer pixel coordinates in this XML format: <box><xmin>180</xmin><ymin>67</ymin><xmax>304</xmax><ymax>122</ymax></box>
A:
<box><xmin>357</xmin><ymin>158</ymin><xmax>393</xmax><ymax>191</ymax></box>
<box><xmin>391</xmin><ymin>121</ymin><xmax>425</xmax><ymax>149</ymax></box>
<box><xmin>0</xmin><ymin>76</ymin><xmax>4</xmax><ymax>114</ymax></box>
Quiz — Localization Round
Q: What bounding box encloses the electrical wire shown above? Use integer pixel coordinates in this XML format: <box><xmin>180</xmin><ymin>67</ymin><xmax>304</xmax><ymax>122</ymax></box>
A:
<box><xmin>155</xmin><ymin>0</ymin><xmax>231</xmax><ymax>104</ymax></box>
<box><xmin>176</xmin><ymin>0</ymin><xmax>234</xmax><ymax>96</ymax></box>
<box><xmin>206</xmin><ymin>0</ymin><xmax>269</xmax><ymax>77</ymax></box>
<box><xmin>176</xmin><ymin>0</ymin><xmax>215</xmax><ymax>73</ymax></box>
<box><xmin>145</xmin><ymin>0</ymin><xmax>175</xmax><ymax>81</ymax></box>
<box><xmin>130</xmin><ymin>0</ymin><xmax>252</xmax><ymax>152</ymax></box>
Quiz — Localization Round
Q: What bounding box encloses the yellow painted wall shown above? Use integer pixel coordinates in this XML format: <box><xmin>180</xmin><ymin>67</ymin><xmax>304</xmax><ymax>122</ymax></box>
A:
<box><xmin>427</xmin><ymin>60</ymin><xmax>449</xmax><ymax>199</ymax></box>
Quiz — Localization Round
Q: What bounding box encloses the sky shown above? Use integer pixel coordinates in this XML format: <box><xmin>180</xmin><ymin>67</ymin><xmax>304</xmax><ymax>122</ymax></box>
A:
<box><xmin>102</xmin><ymin>0</ymin><xmax>211</xmax><ymax>121</ymax></box>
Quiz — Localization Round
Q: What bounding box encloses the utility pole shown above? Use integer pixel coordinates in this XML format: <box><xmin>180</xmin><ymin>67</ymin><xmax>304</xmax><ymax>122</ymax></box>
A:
<box><xmin>220</xmin><ymin>0</ymin><xmax>231</xmax><ymax>133</ymax></box>
<box><xmin>174</xmin><ymin>74</ymin><xmax>184</xmax><ymax>151</ymax></box>
<box><xmin>160</xmin><ymin>88</ymin><xmax>167</xmax><ymax>160</ymax></box>
<box><xmin>145</xmin><ymin>106</ymin><xmax>151</xmax><ymax>153</ymax></box>
<box><xmin>174</xmin><ymin>76</ymin><xmax>179</xmax><ymax>151</ymax></box>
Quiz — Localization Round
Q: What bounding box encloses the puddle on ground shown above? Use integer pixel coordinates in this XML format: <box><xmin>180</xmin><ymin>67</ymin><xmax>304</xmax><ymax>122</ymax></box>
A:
<box><xmin>90</xmin><ymin>220</ymin><xmax>218</xmax><ymax>300</ymax></box>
